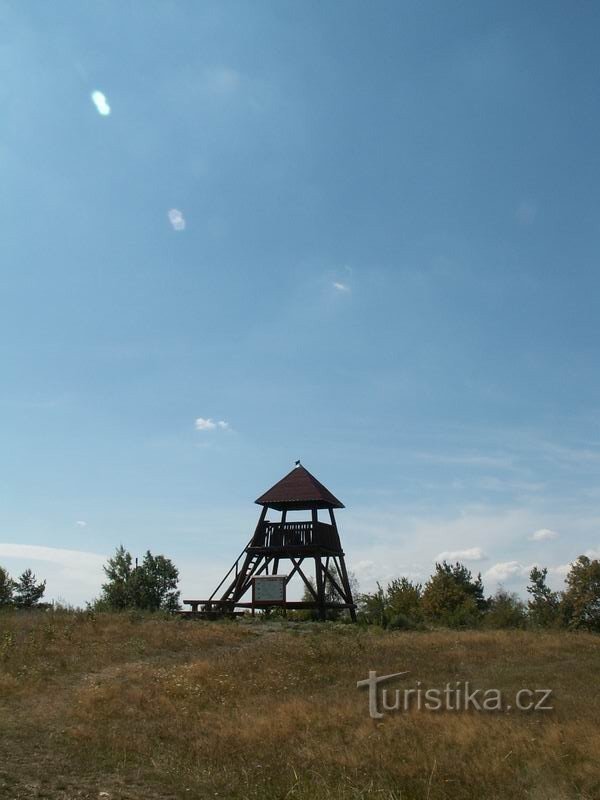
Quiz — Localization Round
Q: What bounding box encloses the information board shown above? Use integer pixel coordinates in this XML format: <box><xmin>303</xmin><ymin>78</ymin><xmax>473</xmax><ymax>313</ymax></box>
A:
<box><xmin>253</xmin><ymin>576</ymin><xmax>286</xmax><ymax>603</ymax></box>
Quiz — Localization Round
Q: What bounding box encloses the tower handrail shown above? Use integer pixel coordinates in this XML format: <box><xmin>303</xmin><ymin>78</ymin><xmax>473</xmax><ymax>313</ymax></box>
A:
<box><xmin>252</xmin><ymin>520</ymin><xmax>339</xmax><ymax>550</ymax></box>
<box><xmin>207</xmin><ymin>539</ymin><xmax>253</xmax><ymax>602</ymax></box>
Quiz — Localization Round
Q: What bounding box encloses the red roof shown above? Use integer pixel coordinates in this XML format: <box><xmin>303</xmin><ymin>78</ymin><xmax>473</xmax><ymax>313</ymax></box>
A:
<box><xmin>255</xmin><ymin>465</ymin><xmax>344</xmax><ymax>509</ymax></box>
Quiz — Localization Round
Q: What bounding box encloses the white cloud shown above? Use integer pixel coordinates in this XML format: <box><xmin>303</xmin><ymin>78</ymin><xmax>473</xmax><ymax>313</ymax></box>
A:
<box><xmin>343</xmin><ymin>504</ymin><xmax>588</xmax><ymax>595</ymax></box>
<box><xmin>195</xmin><ymin>417</ymin><xmax>216</xmax><ymax>431</ymax></box>
<box><xmin>0</xmin><ymin>543</ymin><xmax>107</xmax><ymax>606</ymax></box>
<box><xmin>0</xmin><ymin>543</ymin><xmax>104</xmax><ymax>567</ymax></box>
<box><xmin>333</xmin><ymin>282</ymin><xmax>350</xmax><ymax>293</ymax></box>
<box><xmin>484</xmin><ymin>560</ymin><xmax>571</xmax><ymax>584</ymax></box>
<box><xmin>168</xmin><ymin>208</ymin><xmax>186</xmax><ymax>231</ymax></box>
<box><xmin>484</xmin><ymin>561</ymin><xmax>533</xmax><ymax>582</ymax></box>
<box><xmin>91</xmin><ymin>90</ymin><xmax>111</xmax><ymax>116</ymax></box>
<box><xmin>195</xmin><ymin>417</ymin><xmax>230</xmax><ymax>432</ymax></box>
<box><xmin>530</xmin><ymin>528</ymin><xmax>559</xmax><ymax>542</ymax></box>
<box><xmin>585</xmin><ymin>547</ymin><xmax>600</xmax><ymax>559</ymax></box>
<box><xmin>352</xmin><ymin>560</ymin><xmax>377</xmax><ymax>582</ymax></box>
<box><xmin>550</xmin><ymin>563</ymin><xmax>572</xmax><ymax>577</ymax></box>
<box><xmin>436</xmin><ymin>547</ymin><xmax>485</xmax><ymax>562</ymax></box>
<box><xmin>75</xmin><ymin>520</ymin><xmax>87</xmax><ymax>528</ymax></box>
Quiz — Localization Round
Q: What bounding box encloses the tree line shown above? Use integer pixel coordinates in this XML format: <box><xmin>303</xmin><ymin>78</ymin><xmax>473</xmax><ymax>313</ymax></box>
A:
<box><xmin>0</xmin><ymin>546</ymin><xmax>180</xmax><ymax>613</ymax></box>
<box><xmin>357</xmin><ymin>556</ymin><xmax>600</xmax><ymax>631</ymax></box>
<box><xmin>0</xmin><ymin>566</ymin><xmax>47</xmax><ymax>608</ymax></box>
<box><xmin>2</xmin><ymin>546</ymin><xmax>600</xmax><ymax>632</ymax></box>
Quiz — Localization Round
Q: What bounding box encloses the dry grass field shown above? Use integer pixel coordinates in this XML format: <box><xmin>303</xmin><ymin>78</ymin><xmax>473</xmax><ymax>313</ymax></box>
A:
<box><xmin>0</xmin><ymin>610</ymin><xmax>598</xmax><ymax>800</ymax></box>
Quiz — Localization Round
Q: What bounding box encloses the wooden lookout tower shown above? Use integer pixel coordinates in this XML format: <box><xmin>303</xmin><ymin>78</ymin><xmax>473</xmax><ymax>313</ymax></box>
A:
<box><xmin>184</xmin><ymin>463</ymin><xmax>356</xmax><ymax>620</ymax></box>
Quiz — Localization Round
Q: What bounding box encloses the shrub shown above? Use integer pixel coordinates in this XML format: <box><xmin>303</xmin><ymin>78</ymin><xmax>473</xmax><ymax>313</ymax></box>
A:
<box><xmin>484</xmin><ymin>588</ymin><xmax>527</xmax><ymax>629</ymax></box>
<box><xmin>357</xmin><ymin>583</ymin><xmax>388</xmax><ymax>627</ymax></box>
<box><xmin>0</xmin><ymin>566</ymin><xmax>14</xmax><ymax>607</ymax></box>
<box><xmin>561</xmin><ymin>555</ymin><xmax>600</xmax><ymax>631</ymax></box>
<box><xmin>527</xmin><ymin>567</ymin><xmax>561</xmax><ymax>628</ymax></box>
<box><xmin>386</xmin><ymin>577</ymin><xmax>423</xmax><ymax>624</ymax></box>
<box><xmin>13</xmin><ymin>569</ymin><xmax>46</xmax><ymax>608</ymax></box>
<box><xmin>358</xmin><ymin>578</ymin><xmax>424</xmax><ymax>629</ymax></box>
<box><xmin>0</xmin><ymin>565</ymin><xmax>47</xmax><ymax>609</ymax></box>
<box><xmin>422</xmin><ymin>562</ymin><xmax>487</xmax><ymax>627</ymax></box>
<box><xmin>387</xmin><ymin>612</ymin><xmax>421</xmax><ymax>630</ymax></box>
<box><xmin>94</xmin><ymin>546</ymin><xmax>180</xmax><ymax>612</ymax></box>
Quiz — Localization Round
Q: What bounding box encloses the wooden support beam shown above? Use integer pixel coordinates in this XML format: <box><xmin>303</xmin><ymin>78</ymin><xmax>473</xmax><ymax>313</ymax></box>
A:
<box><xmin>322</xmin><ymin>562</ymin><xmax>348</xmax><ymax>603</ymax></box>
<box><xmin>336</xmin><ymin>553</ymin><xmax>357</xmax><ymax>622</ymax></box>
<box><xmin>288</xmin><ymin>557</ymin><xmax>318</xmax><ymax>600</ymax></box>
<box><xmin>314</xmin><ymin>556</ymin><xmax>326</xmax><ymax>621</ymax></box>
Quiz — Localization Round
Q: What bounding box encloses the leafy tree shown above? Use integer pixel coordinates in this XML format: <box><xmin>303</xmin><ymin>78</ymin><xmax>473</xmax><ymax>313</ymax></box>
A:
<box><xmin>135</xmin><ymin>551</ymin><xmax>180</xmax><ymax>612</ymax></box>
<box><xmin>357</xmin><ymin>582</ymin><xmax>388</xmax><ymax>626</ymax></box>
<box><xmin>484</xmin><ymin>588</ymin><xmax>527</xmax><ymax>629</ymax></box>
<box><xmin>0</xmin><ymin>565</ymin><xmax>14</xmax><ymax>606</ymax></box>
<box><xmin>100</xmin><ymin>545</ymin><xmax>135</xmax><ymax>610</ymax></box>
<box><xmin>13</xmin><ymin>569</ymin><xmax>46</xmax><ymax>608</ymax></box>
<box><xmin>562</xmin><ymin>556</ymin><xmax>600</xmax><ymax>631</ymax></box>
<box><xmin>527</xmin><ymin>566</ymin><xmax>561</xmax><ymax>627</ymax></box>
<box><xmin>97</xmin><ymin>546</ymin><xmax>180</xmax><ymax>612</ymax></box>
<box><xmin>357</xmin><ymin>577</ymin><xmax>423</xmax><ymax>629</ymax></box>
<box><xmin>422</xmin><ymin>561</ymin><xmax>487</xmax><ymax>627</ymax></box>
<box><xmin>385</xmin><ymin>578</ymin><xmax>423</xmax><ymax>629</ymax></box>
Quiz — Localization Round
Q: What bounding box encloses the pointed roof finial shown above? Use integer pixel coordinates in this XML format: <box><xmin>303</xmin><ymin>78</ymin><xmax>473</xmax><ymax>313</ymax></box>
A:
<box><xmin>295</xmin><ymin>459</ymin><xmax>301</xmax><ymax>467</ymax></box>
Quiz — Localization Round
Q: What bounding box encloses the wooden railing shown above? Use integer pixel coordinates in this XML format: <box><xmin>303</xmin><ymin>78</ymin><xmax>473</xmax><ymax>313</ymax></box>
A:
<box><xmin>251</xmin><ymin>521</ymin><xmax>340</xmax><ymax>551</ymax></box>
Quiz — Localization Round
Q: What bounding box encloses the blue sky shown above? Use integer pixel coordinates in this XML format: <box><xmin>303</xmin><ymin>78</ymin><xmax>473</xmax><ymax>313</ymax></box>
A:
<box><xmin>2</xmin><ymin>1</ymin><xmax>600</xmax><ymax>604</ymax></box>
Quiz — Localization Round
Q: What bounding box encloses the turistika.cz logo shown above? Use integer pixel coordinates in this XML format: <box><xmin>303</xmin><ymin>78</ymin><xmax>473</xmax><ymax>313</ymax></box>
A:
<box><xmin>357</xmin><ymin>671</ymin><xmax>553</xmax><ymax>719</ymax></box>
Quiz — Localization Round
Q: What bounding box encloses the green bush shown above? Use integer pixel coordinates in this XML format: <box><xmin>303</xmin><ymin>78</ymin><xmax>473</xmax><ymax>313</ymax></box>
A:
<box><xmin>93</xmin><ymin>546</ymin><xmax>180</xmax><ymax>612</ymax></box>
<box><xmin>562</xmin><ymin>556</ymin><xmax>600</xmax><ymax>631</ymax></box>
<box><xmin>527</xmin><ymin>566</ymin><xmax>561</xmax><ymax>628</ymax></box>
<box><xmin>484</xmin><ymin>589</ymin><xmax>527</xmax><ymax>629</ymax></box>
<box><xmin>422</xmin><ymin>562</ymin><xmax>487</xmax><ymax>628</ymax></box>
